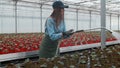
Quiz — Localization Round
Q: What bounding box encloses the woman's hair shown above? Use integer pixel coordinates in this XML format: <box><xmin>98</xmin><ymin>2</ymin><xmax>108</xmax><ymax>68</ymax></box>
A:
<box><xmin>50</xmin><ymin>8</ymin><xmax>64</xmax><ymax>28</ymax></box>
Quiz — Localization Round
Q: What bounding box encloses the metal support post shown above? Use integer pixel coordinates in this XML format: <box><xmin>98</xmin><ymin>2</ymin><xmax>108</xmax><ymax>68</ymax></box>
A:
<box><xmin>89</xmin><ymin>11</ymin><xmax>92</xmax><ymax>30</ymax></box>
<box><xmin>110</xmin><ymin>14</ymin><xmax>111</xmax><ymax>30</ymax></box>
<box><xmin>14</xmin><ymin>0</ymin><xmax>18</xmax><ymax>33</ymax></box>
<box><xmin>76</xmin><ymin>9</ymin><xmax>78</xmax><ymax>31</ymax></box>
<box><xmin>118</xmin><ymin>15</ymin><xmax>119</xmax><ymax>31</ymax></box>
<box><xmin>40</xmin><ymin>4</ymin><xmax>42</xmax><ymax>33</ymax></box>
<box><xmin>100</xmin><ymin>0</ymin><xmax>106</xmax><ymax>49</ymax></box>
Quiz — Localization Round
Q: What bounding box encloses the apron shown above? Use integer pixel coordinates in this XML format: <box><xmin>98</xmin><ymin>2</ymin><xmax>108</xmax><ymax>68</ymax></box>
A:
<box><xmin>39</xmin><ymin>35</ymin><xmax>59</xmax><ymax>58</ymax></box>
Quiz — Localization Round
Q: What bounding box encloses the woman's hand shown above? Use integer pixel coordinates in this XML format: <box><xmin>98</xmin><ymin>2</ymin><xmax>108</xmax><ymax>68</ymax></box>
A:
<box><xmin>62</xmin><ymin>29</ymin><xmax>74</xmax><ymax>36</ymax></box>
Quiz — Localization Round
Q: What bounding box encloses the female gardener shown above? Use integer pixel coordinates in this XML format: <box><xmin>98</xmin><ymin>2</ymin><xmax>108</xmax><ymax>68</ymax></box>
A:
<box><xmin>39</xmin><ymin>1</ymin><xmax>73</xmax><ymax>58</ymax></box>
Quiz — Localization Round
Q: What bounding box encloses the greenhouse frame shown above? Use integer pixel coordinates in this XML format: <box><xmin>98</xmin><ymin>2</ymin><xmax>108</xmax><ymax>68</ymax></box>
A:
<box><xmin>0</xmin><ymin>0</ymin><xmax>120</xmax><ymax>33</ymax></box>
<box><xmin>0</xmin><ymin>0</ymin><xmax>120</xmax><ymax>67</ymax></box>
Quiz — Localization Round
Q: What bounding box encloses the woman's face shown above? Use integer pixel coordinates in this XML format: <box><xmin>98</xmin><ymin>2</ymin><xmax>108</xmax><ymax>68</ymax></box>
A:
<box><xmin>60</xmin><ymin>9</ymin><xmax>64</xmax><ymax>19</ymax></box>
<box><xmin>61</xmin><ymin>9</ymin><xmax>64</xmax><ymax>16</ymax></box>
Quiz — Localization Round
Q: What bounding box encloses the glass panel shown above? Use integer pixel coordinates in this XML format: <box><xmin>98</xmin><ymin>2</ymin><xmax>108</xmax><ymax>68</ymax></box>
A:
<box><xmin>42</xmin><ymin>8</ymin><xmax>52</xmax><ymax>32</ymax></box>
<box><xmin>65</xmin><ymin>9</ymin><xmax>76</xmax><ymax>31</ymax></box>
<box><xmin>111</xmin><ymin>15</ymin><xmax>118</xmax><ymax>30</ymax></box>
<box><xmin>0</xmin><ymin>1</ymin><xmax>15</xmax><ymax>33</ymax></box>
<box><xmin>106</xmin><ymin>15</ymin><xmax>110</xmax><ymax>30</ymax></box>
<box><xmin>78</xmin><ymin>11</ymin><xmax>89</xmax><ymax>30</ymax></box>
<box><xmin>17</xmin><ymin>3</ymin><xmax>41</xmax><ymax>33</ymax></box>
<box><xmin>91</xmin><ymin>12</ymin><xmax>100</xmax><ymax>29</ymax></box>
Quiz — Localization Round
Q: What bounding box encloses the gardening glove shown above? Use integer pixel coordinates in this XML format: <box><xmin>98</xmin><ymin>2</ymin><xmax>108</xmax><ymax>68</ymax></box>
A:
<box><xmin>62</xmin><ymin>29</ymin><xmax>74</xmax><ymax>36</ymax></box>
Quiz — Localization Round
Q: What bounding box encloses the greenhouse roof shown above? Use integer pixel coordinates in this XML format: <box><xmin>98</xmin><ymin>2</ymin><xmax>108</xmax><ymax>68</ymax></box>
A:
<box><xmin>2</xmin><ymin>0</ymin><xmax>120</xmax><ymax>14</ymax></box>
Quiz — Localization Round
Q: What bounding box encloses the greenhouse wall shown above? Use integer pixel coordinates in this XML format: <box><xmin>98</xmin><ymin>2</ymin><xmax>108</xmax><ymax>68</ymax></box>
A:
<box><xmin>0</xmin><ymin>0</ymin><xmax>120</xmax><ymax>33</ymax></box>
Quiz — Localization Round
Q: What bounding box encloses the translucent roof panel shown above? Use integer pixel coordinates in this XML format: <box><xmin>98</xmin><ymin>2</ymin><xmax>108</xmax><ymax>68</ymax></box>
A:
<box><xmin>20</xmin><ymin>0</ymin><xmax>54</xmax><ymax>3</ymax></box>
<box><xmin>4</xmin><ymin>0</ymin><xmax>120</xmax><ymax>14</ymax></box>
<box><xmin>64</xmin><ymin>0</ymin><xmax>89</xmax><ymax>3</ymax></box>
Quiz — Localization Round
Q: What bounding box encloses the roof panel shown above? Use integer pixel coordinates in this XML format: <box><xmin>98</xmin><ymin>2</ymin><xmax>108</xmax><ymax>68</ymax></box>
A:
<box><xmin>2</xmin><ymin>0</ymin><xmax>120</xmax><ymax>14</ymax></box>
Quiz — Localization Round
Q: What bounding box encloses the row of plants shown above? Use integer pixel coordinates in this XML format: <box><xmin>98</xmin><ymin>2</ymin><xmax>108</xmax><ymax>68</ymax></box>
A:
<box><xmin>6</xmin><ymin>44</ymin><xmax>120</xmax><ymax>68</ymax></box>
<box><xmin>0</xmin><ymin>31</ymin><xmax>117</xmax><ymax>54</ymax></box>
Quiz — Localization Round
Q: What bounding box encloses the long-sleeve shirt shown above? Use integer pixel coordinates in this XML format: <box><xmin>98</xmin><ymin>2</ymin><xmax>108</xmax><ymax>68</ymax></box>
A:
<box><xmin>45</xmin><ymin>17</ymin><xmax>66</xmax><ymax>41</ymax></box>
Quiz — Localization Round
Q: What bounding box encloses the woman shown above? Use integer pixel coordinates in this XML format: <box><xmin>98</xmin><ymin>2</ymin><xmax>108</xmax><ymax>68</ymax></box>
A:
<box><xmin>39</xmin><ymin>1</ymin><xmax>73</xmax><ymax>58</ymax></box>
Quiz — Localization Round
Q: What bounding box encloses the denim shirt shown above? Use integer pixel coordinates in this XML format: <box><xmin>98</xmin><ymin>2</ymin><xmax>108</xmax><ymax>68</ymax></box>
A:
<box><xmin>45</xmin><ymin>17</ymin><xmax>66</xmax><ymax>41</ymax></box>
